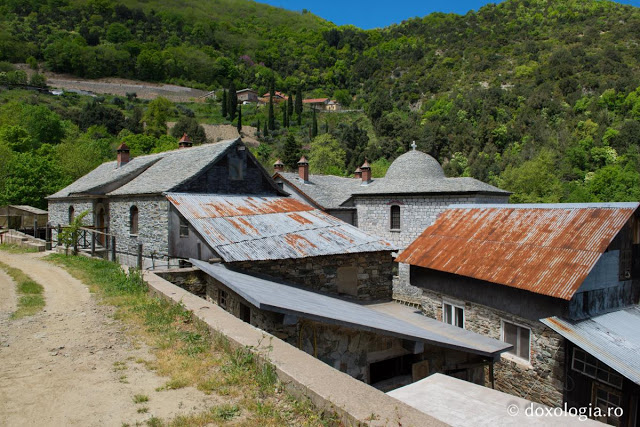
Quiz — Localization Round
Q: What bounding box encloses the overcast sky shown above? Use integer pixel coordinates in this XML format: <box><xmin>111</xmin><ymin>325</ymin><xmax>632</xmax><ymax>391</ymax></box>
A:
<box><xmin>256</xmin><ymin>0</ymin><xmax>640</xmax><ymax>29</ymax></box>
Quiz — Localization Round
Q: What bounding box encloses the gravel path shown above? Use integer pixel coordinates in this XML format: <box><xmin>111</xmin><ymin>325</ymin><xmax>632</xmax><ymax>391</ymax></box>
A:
<box><xmin>0</xmin><ymin>251</ymin><xmax>219</xmax><ymax>426</ymax></box>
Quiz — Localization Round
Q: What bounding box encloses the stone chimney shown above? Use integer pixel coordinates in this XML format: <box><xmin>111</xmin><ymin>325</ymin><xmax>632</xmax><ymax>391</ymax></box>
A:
<box><xmin>354</xmin><ymin>167</ymin><xmax>362</xmax><ymax>179</ymax></box>
<box><xmin>360</xmin><ymin>160</ymin><xmax>371</xmax><ymax>184</ymax></box>
<box><xmin>298</xmin><ymin>156</ymin><xmax>309</xmax><ymax>182</ymax></box>
<box><xmin>117</xmin><ymin>142</ymin><xmax>130</xmax><ymax>168</ymax></box>
<box><xmin>273</xmin><ymin>159</ymin><xmax>284</xmax><ymax>174</ymax></box>
<box><xmin>178</xmin><ymin>133</ymin><xmax>193</xmax><ymax>149</ymax></box>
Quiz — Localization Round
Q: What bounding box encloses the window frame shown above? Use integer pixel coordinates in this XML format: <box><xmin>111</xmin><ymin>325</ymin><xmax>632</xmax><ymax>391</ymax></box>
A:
<box><xmin>501</xmin><ymin>319</ymin><xmax>531</xmax><ymax>363</ymax></box>
<box><xmin>390</xmin><ymin>205</ymin><xmax>401</xmax><ymax>231</ymax></box>
<box><xmin>572</xmin><ymin>347</ymin><xmax>623</xmax><ymax>389</ymax></box>
<box><xmin>442</xmin><ymin>301</ymin><xmax>465</xmax><ymax>329</ymax></box>
<box><xmin>218</xmin><ymin>289</ymin><xmax>227</xmax><ymax>309</ymax></box>
<box><xmin>129</xmin><ymin>206</ymin><xmax>139</xmax><ymax>236</ymax></box>
<box><xmin>179</xmin><ymin>216</ymin><xmax>189</xmax><ymax>238</ymax></box>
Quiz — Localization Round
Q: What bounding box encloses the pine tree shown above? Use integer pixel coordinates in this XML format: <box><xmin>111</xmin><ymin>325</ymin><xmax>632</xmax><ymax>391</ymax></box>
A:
<box><xmin>283</xmin><ymin>134</ymin><xmax>299</xmax><ymax>170</ymax></box>
<box><xmin>283</xmin><ymin>105</ymin><xmax>288</xmax><ymax>128</ymax></box>
<box><xmin>287</xmin><ymin>93</ymin><xmax>294</xmax><ymax>120</ymax></box>
<box><xmin>324</xmin><ymin>120</ymin><xmax>329</xmax><ymax>133</ymax></box>
<box><xmin>311</xmin><ymin>108</ymin><xmax>318</xmax><ymax>138</ymax></box>
<box><xmin>268</xmin><ymin>80</ymin><xmax>275</xmax><ymax>131</ymax></box>
<box><xmin>228</xmin><ymin>82</ymin><xmax>237</xmax><ymax>121</ymax></box>
<box><xmin>263</xmin><ymin>123</ymin><xmax>269</xmax><ymax>137</ymax></box>
<box><xmin>256</xmin><ymin>119</ymin><xmax>260</xmax><ymax>134</ymax></box>
<box><xmin>221</xmin><ymin>90</ymin><xmax>227</xmax><ymax>118</ymax></box>
<box><xmin>237</xmin><ymin>105</ymin><xmax>242</xmax><ymax>133</ymax></box>
<box><xmin>295</xmin><ymin>86</ymin><xmax>303</xmax><ymax>125</ymax></box>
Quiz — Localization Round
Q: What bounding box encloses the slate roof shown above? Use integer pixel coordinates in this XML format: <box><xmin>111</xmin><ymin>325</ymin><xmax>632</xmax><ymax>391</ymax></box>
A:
<box><xmin>386</xmin><ymin>150</ymin><xmax>445</xmax><ymax>180</ymax></box>
<box><xmin>396</xmin><ymin>203</ymin><xmax>639</xmax><ymax>300</ymax></box>
<box><xmin>49</xmin><ymin>139</ymin><xmax>239</xmax><ymax>199</ymax></box>
<box><xmin>167</xmin><ymin>193</ymin><xmax>395</xmax><ymax>262</ymax></box>
<box><xmin>192</xmin><ymin>261</ymin><xmax>511</xmax><ymax>357</ymax></box>
<box><xmin>275</xmin><ymin>172</ymin><xmax>361</xmax><ymax>210</ymax></box>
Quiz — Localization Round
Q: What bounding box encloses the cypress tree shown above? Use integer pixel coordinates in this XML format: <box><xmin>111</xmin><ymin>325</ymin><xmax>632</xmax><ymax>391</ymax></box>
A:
<box><xmin>264</xmin><ymin>123</ymin><xmax>269</xmax><ymax>137</ymax></box>
<box><xmin>287</xmin><ymin>93</ymin><xmax>294</xmax><ymax>120</ymax></box>
<box><xmin>256</xmin><ymin>119</ymin><xmax>260</xmax><ymax>134</ymax></box>
<box><xmin>311</xmin><ymin>108</ymin><xmax>318</xmax><ymax>138</ymax></box>
<box><xmin>237</xmin><ymin>105</ymin><xmax>242</xmax><ymax>133</ymax></box>
<box><xmin>295</xmin><ymin>86</ymin><xmax>303</xmax><ymax>125</ymax></box>
<box><xmin>283</xmin><ymin>105</ymin><xmax>288</xmax><ymax>128</ymax></box>
<box><xmin>228</xmin><ymin>82</ymin><xmax>237</xmax><ymax>121</ymax></box>
<box><xmin>268</xmin><ymin>85</ymin><xmax>275</xmax><ymax>131</ymax></box>
<box><xmin>221</xmin><ymin>90</ymin><xmax>227</xmax><ymax>118</ymax></box>
<box><xmin>324</xmin><ymin>120</ymin><xmax>329</xmax><ymax>133</ymax></box>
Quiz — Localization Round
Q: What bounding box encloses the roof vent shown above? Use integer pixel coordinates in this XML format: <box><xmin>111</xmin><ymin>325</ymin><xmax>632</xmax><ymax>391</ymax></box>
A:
<box><xmin>360</xmin><ymin>160</ymin><xmax>371</xmax><ymax>185</ymax></box>
<box><xmin>298</xmin><ymin>156</ymin><xmax>309</xmax><ymax>182</ymax></box>
<box><xmin>116</xmin><ymin>142</ymin><xmax>130</xmax><ymax>168</ymax></box>
<box><xmin>274</xmin><ymin>159</ymin><xmax>284</xmax><ymax>174</ymax></box>
<box><xmin>178</xmin><ymin>133</ymin><xmax>193</xmax><ymax>149</ymax></box>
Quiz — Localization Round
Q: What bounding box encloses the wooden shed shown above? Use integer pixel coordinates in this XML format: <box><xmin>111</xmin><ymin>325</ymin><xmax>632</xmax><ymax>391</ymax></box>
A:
<box><xmin>0</xmin><ymin>205</ymin><xmax>48</xmax><ymax>230</ymax></box>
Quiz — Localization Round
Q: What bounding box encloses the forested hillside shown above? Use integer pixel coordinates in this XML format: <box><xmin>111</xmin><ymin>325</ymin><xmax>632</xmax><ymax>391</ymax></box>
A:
<box><xmin>1</xmin><ymin>0</ymin><xmax>640</xmax><ymax>206</ymax></box>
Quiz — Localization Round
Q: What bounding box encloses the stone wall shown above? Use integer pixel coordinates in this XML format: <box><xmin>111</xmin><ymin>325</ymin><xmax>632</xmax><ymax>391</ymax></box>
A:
<box><xmin>48</xmin><ymin>199</ymin><xmax>94</xmax><ymax>228</ymax></box>
<box><xmin>353</xmin><ymin>194</ymin><xmax>509</xmax><ymax>250</ymax></box>
<box><xmin>231</xmin><ymin>251</ymin><xmax>394</xmax><ymax>300</ymax></box>
<box><xmin>419</xmin><ymin>288</ymin><xmax>565</xmax><ymax>407</ymax></box>
<box><xmin>109</xmin><ymin>196</ymin><xmax>170</xmax><ymax>268</ymax></box>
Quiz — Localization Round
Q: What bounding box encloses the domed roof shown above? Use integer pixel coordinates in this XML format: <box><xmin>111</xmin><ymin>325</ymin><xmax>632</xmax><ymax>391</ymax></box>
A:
<box><xmin>385</xmin><ymin>149</ymin><xmax>445</xmax><ymax>180</ymax></box>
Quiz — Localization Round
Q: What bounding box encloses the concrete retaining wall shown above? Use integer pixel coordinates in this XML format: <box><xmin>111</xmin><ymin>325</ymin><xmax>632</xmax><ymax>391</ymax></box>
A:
<box><xmin>143</xmin><ymin>270</ymin><xmax>445</xmax><ymax>426</ymax></box>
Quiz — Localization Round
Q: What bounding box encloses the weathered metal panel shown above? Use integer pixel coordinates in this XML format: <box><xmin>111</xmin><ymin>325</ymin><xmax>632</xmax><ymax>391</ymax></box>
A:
<box><xmin>396</xmin><ymin>203</ymin><xmax>638</xmax><ymax>300</ymax></box>
<box><xmin>541</xmin><ymin>305</ymin><xmax>640</xmax><ymax>386</ymax></box>
<box><xmin>167</xmin><ymin>193</ymin><xmax>394</xmax><ymax>262</ymax></box>
<box><xmin>192</xmin><ymin>260</ymin><xmax>511</xmax><ymax>357</ymax></box>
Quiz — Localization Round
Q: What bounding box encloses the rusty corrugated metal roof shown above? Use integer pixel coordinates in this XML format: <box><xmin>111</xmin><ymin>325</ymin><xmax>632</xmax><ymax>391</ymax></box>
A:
<box><xmin>542</xmin><ymin>305</ymin><xmax>640</xmax><ymax>385</ymax></box>
<box><xmin>396</xmin><ymin>203</ymin><xmax>639</xmax><ymax>300</ymax></box>
<box><xmin>166</xmin><ymin>193</ymin><xmax>395</xmax><ymax>262</ymax></box>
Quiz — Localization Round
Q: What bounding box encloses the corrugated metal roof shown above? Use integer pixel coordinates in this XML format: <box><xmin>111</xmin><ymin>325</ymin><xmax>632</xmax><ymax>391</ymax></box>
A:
<box><xmin>168</xmin><ymin>193</ymin><xmax>395</xmax><ymax>262</ymax></box>
<box><xmin>192</xmin><ymin>260</ymin><xmax>511</xmax><ymax>357</ymax></box>
<box><xmin>541</xmin><ymin>305</ymin><xmax>640</xmax><ymax>385</ymax></box>
<box><xmin>396</xmin><ymin>203</ymin><xmax>638</xmax><ymax>300</ymax></box>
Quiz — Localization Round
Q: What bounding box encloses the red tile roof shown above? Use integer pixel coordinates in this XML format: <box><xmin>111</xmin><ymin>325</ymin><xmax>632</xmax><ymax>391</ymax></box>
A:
<box><xmin>303</xmin><ymin>98</ymin><xmax>329</xmax><ymax>104</ymax></box>
<box><xmin>396</xmin><ymin>203</ymin><xmax>639</xmax><ymax>300</ymax></box>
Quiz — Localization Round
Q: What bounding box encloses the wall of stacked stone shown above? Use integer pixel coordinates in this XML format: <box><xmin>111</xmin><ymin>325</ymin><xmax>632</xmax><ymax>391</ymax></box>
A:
<box><xmin>354</xmin><ymin>194</ymin><xmax>509</xmax><ymax>250</ymax></box>
<box><xmin>109</xmin><ymin>196</ymin><xmax>170</xmax><ymax>268</ymax></box>
<box><xmin>419</xmin><ymin>288</ymin><xmax>565</xmax><ymax>407</ymax></box>
<box><xmin>231</xmin><ymin>251</ymin><xmax>394</xmax><ymax>300</ymax></box>
<box><xmin>48</xmin><ymin>199</ymin><xmax>96</xmax><ymax>246</ymax></box>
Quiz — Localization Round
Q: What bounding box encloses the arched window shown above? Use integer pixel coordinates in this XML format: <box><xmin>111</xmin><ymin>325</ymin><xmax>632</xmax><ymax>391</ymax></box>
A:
<box><xmin>68</xmin><ymin>206</ymin><xmax>75</xmax><ymax>224</ymax></box>
<box><xmin>390</xmin><ymin>205</ymin><xmax>401</xmax><ymax>230</ymax></box>
<box><xmin>129</xmin><ymin>206</ymin><xmax>139</xmax><ymax>235</ymax></box>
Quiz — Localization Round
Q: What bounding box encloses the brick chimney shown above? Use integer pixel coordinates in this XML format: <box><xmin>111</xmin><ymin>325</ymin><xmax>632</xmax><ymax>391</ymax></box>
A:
<box><xmin>273</xmin><ymin>159</ymin><xmax>284</xmax><ymax>174</ymax></box>
<box><xmin>117</xmin><ymin>142</ymin><xmax>130</xmax><ymax>168</ymax></box>
<box><xmin>360</xmin><ymin>160</ymin><xmax>371</xmax><ymax>184</ymax></box>
<box><xmin>298</xmin><ymin>156</ymin><xmax>309</xmax><ymax>182</ymax></box>
<box><xmin>354</xmin><ymin>167</ymin><xmax>362</xmax><ymax>179</ymax></box>
<box><xmin>178</xmin><ymin>133</ymin><xmax>193</xmax><ymax>149</ymax></box>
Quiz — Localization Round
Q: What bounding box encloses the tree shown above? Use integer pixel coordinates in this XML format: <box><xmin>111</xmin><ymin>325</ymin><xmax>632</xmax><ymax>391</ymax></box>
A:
<box><xmin>170</xmin><ymin>117</ymin><xmax>207</xmax><ymax>144</ymax></box>
<box><xmin>268</xmin><ymin>81</ymin><xmax>275</xmax><ymax>131</ymax></box>
<box><xmin>29</xmin><ymin>72</ymin><xmax>46</xmax><ymax>87</ymax></box>
<box><xmin>221</xmin><ymin>90</ymin><xmax>227</xmax><ymax>118</ymax></box>
<box><xmin>228</xmin><ymin>82</ymin><xmax>237</xmax><ymax>121</ymax></box>
<box><xmin>256</xmin><ymin>119</ymin><xmax>260</xmax><ymax>135</ymax></box>
<box><xmin>78</xmin><ymin>100</ymin><xmax>125</xmax><ymax>135</ymax></box>
<box><xmin>311</xmin><ymin>108</ymin><xmax>318</xmax><ymax>137</ymax></box>
<box><xmin>310</xmin><ymin>134</ymin><xmax>345</xmax><ymax>175</ymax></box>
<box><xmin>287</xmin><ymin>93</ymin><xmax>294</xmax><ymax>120</ymax></box>
<box><xmin>125</xmin><ymin>107</ymin><xmax>144</xmax><ymax>134</ymax></box>
<box><xmin>282</xmin><ymin>134</ymin><xmax>300</xmax><ymax>170</ymax></box>
<box><xmin>58</xmin><ymin>210</ymin><xmax>90</xmax><ymax>255</ymax></box>
<box><xmin>237</xmin><ymin>105</ymin><xmax>242</xmax><ymax>133</ymax></box>
<box><xmin>295</xmin><ymin>86</ymin><xmax>303</xmax><ymax>125</ymax></box>
<box><xmin>282</xmin><ymin>105</ymin><xmax>288</xmax><ymax>128</ymax></box>
<box><xmin>143</xmin><ymin>97</ymin><xmax>172</xmax><ymax>138</ymax></box>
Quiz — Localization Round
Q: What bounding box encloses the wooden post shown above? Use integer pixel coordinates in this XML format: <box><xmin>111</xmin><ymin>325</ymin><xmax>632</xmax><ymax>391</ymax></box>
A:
<box><xmin>91</xmin><ymin>231</ymin><xmax>96</xmax><ymax>256</ymax></box>
<box><xmin>45</xmin><ymin>224</ymin><xmax>51</xmax><ymax>250</ymax></box>
<box><xmin>33</xmin><ymin>219</ymin><xmax>37</xmax><ymax>239</ymax></box>
<box><xmin>111</xmin><ymin>236</ymin><xmax>116</xmax><ymax>262</ymax></box>
<box><xmin>137</xmin><ymin>243</ymin><xmax>143</xmax><ymax>269</ymax></box>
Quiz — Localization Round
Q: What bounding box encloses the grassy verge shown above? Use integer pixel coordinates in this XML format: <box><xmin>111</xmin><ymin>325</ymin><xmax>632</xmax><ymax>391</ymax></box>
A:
<box><xmin>0</xmin><ymin>243</ymin><xmax>38</xmax><ymax>254</ymax></box>
<box><xmin>47</xmin><ymin>254</ymin><xmax>335</xmax><ymax>426</ymax></box>
<box><xmin>0</xmin><ymin>261</ymin><xmax>45</xmax><ymax>319</ymax></box>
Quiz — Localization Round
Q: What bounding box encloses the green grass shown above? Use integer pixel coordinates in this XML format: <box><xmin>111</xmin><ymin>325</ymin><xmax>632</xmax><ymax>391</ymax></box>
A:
<box><xmin>0</xmin><ymin>243</ymin><xmax>38</xmax><ymax>254</ymax></box>
<box><xmin>47</xmin><ymin>254</ymin><xmax>335</xmax><ymax>426</ymax></box>
<box><xmin>0</xmin><ymin>261</ymin><xmax>45</xmax><ymax>319</ymax></box>
<box><xmin>133</xmin><ymin>394</ymin><xmax>149</xmax><ymax>404</ymax></box>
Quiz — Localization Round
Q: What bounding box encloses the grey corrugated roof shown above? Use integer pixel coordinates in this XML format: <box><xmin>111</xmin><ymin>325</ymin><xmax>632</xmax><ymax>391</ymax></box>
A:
<box><xmin>192</xmin><ymin>260</ymin><xmax>511</xmax><ymax>357</ymax></box>
<box><xmin>541</xmin><ymin>305</ymin><xmax>640</xmax><ymax>385</ymax></box>
<box><xmin>167</xmin><ymin>193</ymin><xmax>395</xmax><ymax>262</ymax></box>
<box><xmin>277</xmin><ymin>172</ymin><xmax>361</xmax><ymax>209</ymax></box>
<box><xmin>350</xmin><ymin>177</ymin><xmax>510</xmax><ymax>196</ymax></box>
<box><xmin>48</xmin><ymin>139</ymin><xmax>239</xmax><ymax>199</ymax></box>
<box><xmin>6</xmin><ymin>205</ymin><xmax>48</xmax><ymax>215</ymax></box>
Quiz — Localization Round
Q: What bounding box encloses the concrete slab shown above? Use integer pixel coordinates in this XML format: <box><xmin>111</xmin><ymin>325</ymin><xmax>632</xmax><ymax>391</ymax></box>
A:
<box><xmin>387</xmin><ymin>373</ymin><xmax>604</xmax><ymax>426</ymax></box>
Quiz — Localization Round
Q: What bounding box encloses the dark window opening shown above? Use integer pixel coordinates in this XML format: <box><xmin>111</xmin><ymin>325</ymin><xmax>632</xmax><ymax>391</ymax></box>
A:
<box><xmin>390</xmin><ymin>205</ymin><xmax>401</xmax><ymax>230</ymax></box>
<box><xmin>277</xmin><ymin>182</ymin><xmax>284</xmax><ymax>190</ymax></box>
<box><xmin>179</xmin><ymin>216</ymin><xmax>189</xmax><ymax>237</ymax></box>
<box><xmin>129</xmin><ymin>206</ymin><xmax>138</xmax><ymax>235</ymax></box>
<box><xmin>218</xmin><ymin>289</ymin><xmax>227</xmax><ymax>309</ymax></box>
<box><xmin>68</xmin><ymin>206</ymin><xmax>75</xmax><ymax>224</ymax></box>
<box><xmin>503</xmin><ymin>321</ymin><xmax>530</xmax><ymax>361</ymax></box>
<box><xmin>369</xmin><ymin>354</ymin><xmax>415</xmax><ymax>384</ymax></box>
<box><xmin>239</xmin><ymin>303</ymin><xmax>251</xmax><ymax>323</ymax></box>
<box><xmin>229</xmin><ymin>157</ymin><xmax>244</xmax><ymax>180</ymax></box>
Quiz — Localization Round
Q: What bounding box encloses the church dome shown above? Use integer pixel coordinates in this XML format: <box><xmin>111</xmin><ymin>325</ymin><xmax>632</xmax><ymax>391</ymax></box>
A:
<box><xmin>385</xmin><ymin>149</ymin><xmax>445</xmax><ymax>180</ymax></box>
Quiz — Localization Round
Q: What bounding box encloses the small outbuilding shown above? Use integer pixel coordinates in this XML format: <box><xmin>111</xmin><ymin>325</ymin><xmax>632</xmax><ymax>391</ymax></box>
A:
<box><xmin>0</xmin><ymin>205</ymin><xmax>48</xmax><ymax>237</ymax></box>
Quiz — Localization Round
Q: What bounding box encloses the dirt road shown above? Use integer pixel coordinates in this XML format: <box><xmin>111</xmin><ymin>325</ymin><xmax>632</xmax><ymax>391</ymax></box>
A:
<box><xmin>0</xmin><ymin>252</ymin><xmax>219</xmax><ymax>426</ymax></box>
